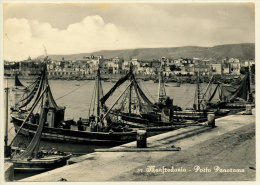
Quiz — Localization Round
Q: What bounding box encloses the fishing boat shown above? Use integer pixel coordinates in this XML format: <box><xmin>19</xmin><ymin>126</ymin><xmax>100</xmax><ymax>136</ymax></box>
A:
<box><xmin>172</xmin><ymin>70</ymin><xmax>230</xmax><ymax>122</ymax></box>
<box><xmin>10</xmin><ymin>87</ymin><xmax>72</xmax><ymax>172</ymax></box>
<box><xmin>206</xmin><ymin>70</ymin><xmax>254</xmax><ymax>109</ymax></box>
<box><xmin>98</xmin><ymin>63</ymin><xmax>187</xmax><ymax>130</ymax></box>
<box><xmin>11</xmin><ymin>104</ymin><xmax>71</xmax><ymax>172</ymax></box>
<box><xmin>79</xmin><ymin>63</ymin><xmax>137</xmax><ymax>134</ymax></box>
<box><xmin>11</xmin><ymin>62</ymin><xmax>137</xmax><ymax>149</ymax></box>
<box><xmin>155</xmin><ymin>62</ymin><xmax>208</xmax><ymax>122</ymax></box>
<box><xmin>12</xmin><ymin>74</ymin><xmax>28</xmax><ymax>92</ymax></box>
<box><xmin>5</xmin><ymin>80</ymin><xmax>71</xmax><ymax>172</ymax></box>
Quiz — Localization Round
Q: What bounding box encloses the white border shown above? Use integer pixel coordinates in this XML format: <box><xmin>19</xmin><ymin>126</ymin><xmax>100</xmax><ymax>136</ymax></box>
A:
<box><xmin>0</xmin><ymin>1</ymin><xmax>259</xmax><ymax>185</ymax></box>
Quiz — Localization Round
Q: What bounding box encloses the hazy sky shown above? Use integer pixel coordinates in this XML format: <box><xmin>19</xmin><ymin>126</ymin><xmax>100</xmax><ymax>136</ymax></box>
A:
<box><xmin>3</xmin><ymin>2</ymin><xmax>255</xmax><ymax>61</ymax></box>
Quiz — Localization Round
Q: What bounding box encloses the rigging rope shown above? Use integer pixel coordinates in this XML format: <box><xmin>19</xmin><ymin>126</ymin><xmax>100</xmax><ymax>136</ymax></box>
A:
<box><xmin>92</xmin><ymin>83</ymin><xmax>97</xmax><ymax>115</ymax></box>
<box><xmin>119</xmin><ymin>88</ymin><xmax>129</xmax><ymax>111</ymax></box>
<box><xmin>88</xmin><ymin>81</ymin><xmax>96</xmax><ymax>117</ymax></box>
<box><xmin>55</xmin><ymin>81</ymin><xmax>90</xmax><ymax>101</ymax></box>
<box><xmin>8</xmin><ymin>127</ymin><xmax>15</xmax><ymax>139</ymax></box>
<box><xmin>182</xmin><ymin>83</ymin><xmax>208</xmax><ymax>109</ymax></box>
<box><xmin>139</xmin><ymin>81</ymin><xmax>156</xmax><ymax>102</ymax></box>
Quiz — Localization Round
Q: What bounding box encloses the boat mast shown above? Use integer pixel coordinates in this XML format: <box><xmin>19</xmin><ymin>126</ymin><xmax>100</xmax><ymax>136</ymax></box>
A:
<box><xmin>197</xmin><ymin>67</ymin><xmax>201</xmax><ymax>111</ymax></box>
<box><xmin>129</xmin><ymin>63</ymin><xmax>134</xmax><ymax>114</ymax></box>
<box><xmin>248</xmin><ymin>60</ymin><xmax>253</xmax><ymax>102</ymax></box>
<box><xmin>97</xmin><ymin>59</ymin><xmax>101</xmax><ymax>121</ymax></box>
<box><xmin>200</xmin><ymin>74</ymin><xmax>214</xmax><ymax>106</ymax></box>
<box><xmin>129</xmin><ymin>84</ymin><xmax>132</xmax><ymax>114</ymax></box>
<box><xmin>158</xmin><ymin>59</ymin><xmax>166</xmax><ymax>103</ymax></box>
<box><xmin>4</xmin><ymin>80</ymin><xmax>9</xmax><ymax>153</ymax></box>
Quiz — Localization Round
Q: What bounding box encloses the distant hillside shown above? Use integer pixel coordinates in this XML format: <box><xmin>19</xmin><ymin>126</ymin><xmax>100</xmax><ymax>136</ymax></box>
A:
<box><xmin>46</xmin><ymin>43</ymin><xmax>255</xmax><ymax>61</ymax></box>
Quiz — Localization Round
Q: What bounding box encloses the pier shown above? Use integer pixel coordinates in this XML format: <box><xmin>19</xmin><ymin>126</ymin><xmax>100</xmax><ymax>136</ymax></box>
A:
<box><xmin>17</xmin><ymin>109</ymin><xmax>255</xmax><ymax>181</ymax></box>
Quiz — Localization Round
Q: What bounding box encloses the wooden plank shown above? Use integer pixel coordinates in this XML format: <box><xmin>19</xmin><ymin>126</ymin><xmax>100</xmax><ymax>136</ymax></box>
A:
<box><xmin>94</xmin><ymin>147</ymin><xmax>181</xmax><ymax>152</ymax></box>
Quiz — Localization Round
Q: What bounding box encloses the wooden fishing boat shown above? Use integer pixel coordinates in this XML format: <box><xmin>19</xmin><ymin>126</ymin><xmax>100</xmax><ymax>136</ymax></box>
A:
<box><xmin>11</xmin><ymin>115</ymin><xmax>136</xmax><ymax>144</ymax></box>
<box><xmin>8</xmin><ymin>84</ymin><xmax>72</xmax><ymax>172</ymax></box>
<box><xmin>11</xmin><ymin>62</ymin><xmax>137</xmax><ymax>148</ymax></box>
<box><xmin>98</xmin><ymin>63</ymin><xmax>188</xmax><ymax>130</ymax></box>
<box><xmin>11</xmin><ymin>149</ymin><xmax>72</xmax><ymax>172</ymax></box>
<box><xmin>170</xmin><ymin>71</ymin><xmax>229</xmax><ymax>122</ymax></box>
<box><xmin>206</xmin><ymin>69</ymin><xmax>254</xmax><ymax>109</ymax></box>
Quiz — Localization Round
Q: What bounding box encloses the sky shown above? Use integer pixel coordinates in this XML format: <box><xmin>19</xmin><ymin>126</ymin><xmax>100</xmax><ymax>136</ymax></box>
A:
<box><xmin>3</xmin><ymin>2</ymin><xmax>255</xmax><ymax>61</ymax></box>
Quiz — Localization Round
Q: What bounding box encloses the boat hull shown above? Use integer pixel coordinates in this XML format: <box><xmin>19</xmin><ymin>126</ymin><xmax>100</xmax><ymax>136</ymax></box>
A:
<box><xmin>173</xmin><ymin>110</ymin><xmax>209</xmax><ymax>122</ymax></box>
<box><xmin>12</xmin><ymin>87</ymin><xmax>28</xmax><ymax>92</ymax></box>
<box><xmin>208</xmin><ymin>101</ymin><xmax>255</xmax><ymax>109</ymax></box>
<box><xmin>219</xmin><ymin>102</ymin><xmax>254</xmax><ymax>109</ymax></box>
<box><xmin>12</xmin><ymin>154</ymin><xmax>71</xmax><ymax>172</ymax></box>
<box><xmin>11</xmin><ymin>116</ymin><xmax>137</xmax><ymax>146</ymax></box>
<box><xmin>173</xmin><ymin>109</ymin><xmax>230</xmax><ymax>122</ymax></box>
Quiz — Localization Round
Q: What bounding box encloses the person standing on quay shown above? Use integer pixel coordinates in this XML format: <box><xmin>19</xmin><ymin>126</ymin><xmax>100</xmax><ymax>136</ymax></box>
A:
<box><xmin>77</xmin><ymin>117</ymin><xmax>84</xmax><ymax>131</ymax></box>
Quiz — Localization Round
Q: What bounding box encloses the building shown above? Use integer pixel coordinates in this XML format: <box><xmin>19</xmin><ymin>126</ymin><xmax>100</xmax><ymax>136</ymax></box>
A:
<box><xmin>210</xmin><ymin>63</ymin><xmax>222</xmax><ymax>75</ymax></box>
<box><xmin>194</xmin><ymin>65</ymin><xmax>211</xmax><ymax>76</ymax></box>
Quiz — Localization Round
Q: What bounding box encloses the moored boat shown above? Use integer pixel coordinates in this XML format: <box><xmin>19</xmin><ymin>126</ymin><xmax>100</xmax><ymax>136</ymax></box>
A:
<box><xmin>172</xmin><ymin>71</ymin><xmax>230</xmax><ymax>122</ymax></box>
<box><xmin>206</xmin><ymin>69</ymin><xmax>254</xmax><ymax>109</ymax></box>
<box><xmin>7</xmin><ymin>83</ymin><xmax>72</xmax><ymax>172</ymax></box>
<box><xmin>98</xmin><ymin>63</ymin><xmax>187</xmax><ymax>130</ymax></box>
<box><xmin>11</xmin><ymin>148</ymin><xmax>72</xmax><ymax>172</ymax></box>
<box><xmin>10</xmin><ymin>60</ymin><xmax>137</xmax><ymax>151</ymax></box>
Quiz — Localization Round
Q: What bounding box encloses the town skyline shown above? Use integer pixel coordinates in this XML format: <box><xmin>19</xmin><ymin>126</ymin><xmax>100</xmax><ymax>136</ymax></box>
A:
<box><xmin>3</xmin><ymin>43</ymin><xmax>255</xmax><ymax>63</ymax></box>
<box><xmin>3</xmin><ymin>2</ymin><xmax>255</xmax><ymax>61</ymax></box>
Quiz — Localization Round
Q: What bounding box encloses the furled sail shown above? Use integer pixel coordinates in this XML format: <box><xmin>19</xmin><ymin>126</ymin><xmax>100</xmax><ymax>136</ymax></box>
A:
<box><xmin>101</xmin><ymin>67</ymin><xmax>153</xmax><ymax>108</ymax></box>
<box><xmin>17</xmin><ymin>64</ymin><xmax>61</xmax><ymax>111</ymax></box>
<box><xmin>100</xmin><ymin>72</ymin><xmax>132</xmax><ymax>105</ymax></box>
<box><xmin>19</xmin><ymin>81</ymin><xmax>40</xmax><ymax>102</ymax></box>
<box><xmin>219</xmin><ymin>73</ymin><xmax>249</xmax><ymax>102</ymax></box>
<box><xmin>101</xmin><ymin>65</ymin><xmax>154</xmax><ymax>116</ymax></box>
<box><xmin>19</xmin><ymin>70</ymin><xmax>45</xmax><ymax>109</ymax></box>
<box><xmin>14</xmin><ymin>74</ymin><xmax>24</xmax><ymax>87</ymax></box>
<box><xmin>13</xmin><ymin>105</ymin><xmax>47</xmax><ymax>159</ymax></box>
<box><xmin>208</xmin><ymin>83</ymin><xmax>220</xmax><ymax>102</ymax></box>
<box><xmin>134</xmin><ymin>80</ymin><xmax>153</xmax><ymax>106</ymax></box>
<box><xmin>207</xmin><ymin>73</ymin><xmax>250</xmax><ymax>104</ymax></box>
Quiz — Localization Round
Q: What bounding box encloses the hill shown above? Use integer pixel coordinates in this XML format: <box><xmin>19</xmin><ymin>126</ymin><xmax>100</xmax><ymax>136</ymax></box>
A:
<box><xmin>46</xmin><ymin>43</ymin><xmax>255</xmax><ymax>61</ymax></box>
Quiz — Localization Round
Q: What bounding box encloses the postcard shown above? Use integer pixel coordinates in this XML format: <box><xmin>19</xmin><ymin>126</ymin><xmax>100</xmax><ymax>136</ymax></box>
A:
<box><xmin>1</xmin><ymin>0</ymin><xmax>258</xmax><ymax>184</ymax></box>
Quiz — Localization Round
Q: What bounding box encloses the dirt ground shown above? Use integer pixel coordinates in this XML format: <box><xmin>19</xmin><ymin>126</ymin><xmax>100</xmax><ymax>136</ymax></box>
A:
<box><xmin>111</xmin><ymin>123</ymin><xmax>255</xmax><ymax>181</ymax></box>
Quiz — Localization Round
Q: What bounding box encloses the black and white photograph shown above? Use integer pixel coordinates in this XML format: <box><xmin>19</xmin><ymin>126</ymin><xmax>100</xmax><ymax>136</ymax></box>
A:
<box><xmin>1</xmin><ymin>0</ymin><xmax>258</xmax><ymax>183</ymax></box>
